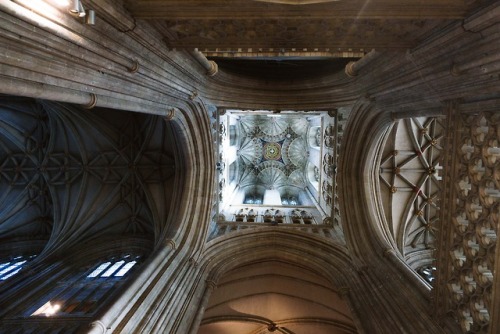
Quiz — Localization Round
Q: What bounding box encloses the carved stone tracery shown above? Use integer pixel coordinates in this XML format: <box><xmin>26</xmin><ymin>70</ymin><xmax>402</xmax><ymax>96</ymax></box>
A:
<box><xmin>155</xmin><ymin>17</ymin><xmax>447</xmax><ymax>51</ymax></box>
<box><xmin>436</xmin><ymin>111</ymin><xmax>499</xmax><ymax>333</ymax></box>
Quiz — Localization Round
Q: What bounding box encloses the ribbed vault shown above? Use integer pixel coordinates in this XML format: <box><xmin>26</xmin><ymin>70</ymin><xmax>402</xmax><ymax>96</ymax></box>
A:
<box><xmin>0</xmin><ymin>97</ymin><xmax>184</xmax><ymax>258</ymax></box>
<box><xmin>378</xmin><ymin>117</ymin><xmax>444</xmax><ymax>278</ymax></box>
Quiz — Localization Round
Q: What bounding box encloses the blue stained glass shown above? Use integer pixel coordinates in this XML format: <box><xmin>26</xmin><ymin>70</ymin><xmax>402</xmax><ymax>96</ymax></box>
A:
<box><xmin>0</xmin><ymin>260</ymin><xmax>27</xmax><ymax>280</ymax></box>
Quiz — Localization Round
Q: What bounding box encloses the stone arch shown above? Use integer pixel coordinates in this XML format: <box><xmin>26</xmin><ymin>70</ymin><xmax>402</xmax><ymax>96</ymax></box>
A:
<box><xmin>0</xmin><ymin>97</ymin><xmax>212</xmax><ymax>334</ymax></box>
<box><xmin>79</xmin><ymin>101</ymin><xmax>217</xmax><ymax>334</ymax></box>
<box><xmin>193</xmin><ymin>229</ymin><xmax>358</xmax><ymax>333</ymax></box>
<box><xmin>203</xmin><ymin>229</ymin><xmax>353</xmax><ymax>289</ymax></box>
<box><xmin>338</xmin><ymin>100</ymin><xmax>396</xmax><ymax>255</ymax></box>
<box><xmin>338</xmin><ymin>99</ymin><xmax>436</xmax><ymax>320</ymax></box>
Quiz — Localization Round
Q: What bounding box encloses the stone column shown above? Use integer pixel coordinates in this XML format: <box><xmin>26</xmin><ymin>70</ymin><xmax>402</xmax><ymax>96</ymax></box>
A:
<box><xmin>188</xmin><ymin>280</ymin><xmax>217</xmax><ymax>334</ymax></box>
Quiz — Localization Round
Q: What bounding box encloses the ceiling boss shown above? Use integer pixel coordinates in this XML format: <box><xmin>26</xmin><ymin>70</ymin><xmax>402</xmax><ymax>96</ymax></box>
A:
<box><xmin>263</xmin><ymin>142</ymin><xmax>282</xmax><ymax>161</ymax></box>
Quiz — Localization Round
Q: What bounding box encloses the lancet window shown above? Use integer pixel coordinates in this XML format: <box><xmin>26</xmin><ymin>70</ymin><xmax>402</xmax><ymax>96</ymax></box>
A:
<box><xmin>281</xmin><ymin>195</ymin><xmax>299</xmax><ymax>206</ymax></box>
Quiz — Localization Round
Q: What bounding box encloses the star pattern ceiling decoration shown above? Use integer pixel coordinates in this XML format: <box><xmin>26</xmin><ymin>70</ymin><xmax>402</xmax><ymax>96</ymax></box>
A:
<box><xmin>236</xmin><ymin>115</ymin><xmax>317</xmax><ymax>191</ymax></box>
<box><xmin>0</xmin><ymin>97</ymin><xmax>180</xmax><ymax>250</ymax></box>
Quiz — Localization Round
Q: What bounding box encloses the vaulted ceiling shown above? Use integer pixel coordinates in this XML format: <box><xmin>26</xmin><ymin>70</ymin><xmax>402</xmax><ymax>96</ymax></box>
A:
<box><xmin>0</xmin><ymin>97</ymin><xmax>183</xmax><ymax>255</ymax></box>
<box><xmin>199</xmin><ymin>261</ymin><xmax>356</xmax><ymax>334</ymax></box>
<box><xmin>232</xmin><ymin>114</ymin><xmax>318</xmax><ymax>192</ymax></box>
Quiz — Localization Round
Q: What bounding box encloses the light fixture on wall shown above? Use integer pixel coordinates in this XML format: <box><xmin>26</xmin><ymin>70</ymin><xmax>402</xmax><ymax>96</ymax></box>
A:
<box><xmin>85</xmin><ymin>8</ymin><xmax>95</xmax><ymax>25</ymax></box>
<box><xmin>69</xmin><ymin>0</ymin><xmax>84</xmax><ymax>16</ymax></box>
<box><xmin>69</xmin><ymin>0</ymin><xmax>95</xmax><ymax>25</ymax></box>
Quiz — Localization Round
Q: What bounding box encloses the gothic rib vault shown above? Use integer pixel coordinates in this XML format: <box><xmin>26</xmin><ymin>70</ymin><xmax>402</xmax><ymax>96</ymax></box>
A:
<box><xmin>0</xmin><ymin>1</ymin><xmax>499</xmax><ymax>333</ymax></box>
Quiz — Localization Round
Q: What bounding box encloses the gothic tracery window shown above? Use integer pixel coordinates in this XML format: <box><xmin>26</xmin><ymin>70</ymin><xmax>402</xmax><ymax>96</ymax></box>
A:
<box><xmin>30</xmin><ymin>254</ymin><xmax>141</xmax><ymax>317</ymax></box>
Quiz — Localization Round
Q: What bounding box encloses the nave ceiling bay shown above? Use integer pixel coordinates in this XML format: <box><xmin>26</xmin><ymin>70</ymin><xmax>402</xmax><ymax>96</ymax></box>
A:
<box><xmin>0</xmin><ymin>97</ymin><xmax>184</xmax><ymax>256</ymax></box>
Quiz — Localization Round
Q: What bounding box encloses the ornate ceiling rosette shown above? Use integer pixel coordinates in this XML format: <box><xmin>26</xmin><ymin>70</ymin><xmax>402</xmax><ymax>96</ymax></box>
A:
<box><xmin>262</xmin><ymin>141</ymin><xmax>282</xmax><ymax>161</ymax></box>
<box><xmin>233</xmin><ymin>114</ymin><xmax>318</xmax><ymax>192</ymax></box>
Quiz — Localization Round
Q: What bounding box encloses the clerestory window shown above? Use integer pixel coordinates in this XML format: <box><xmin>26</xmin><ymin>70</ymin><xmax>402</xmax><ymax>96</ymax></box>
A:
<box><xmin>243</xmin><ymin>195</ymin><xmax>262</xmax><ymax>205</ymax></box>
<box><xmin>0</xmin><ymin>255</ymin><xmax>36</xmax><ymax>281</ymax></box>
<box><xmin>30</xmin><ymin>254</ymin><xmax>141</xmax><ymax>317</ymax></box>
<box><xmin>281</xmin><ymin>196</ymin><xmax>299</xmax><ymax>206</ymax></box>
